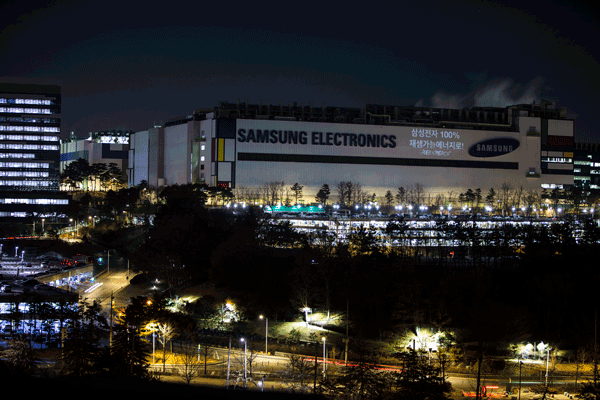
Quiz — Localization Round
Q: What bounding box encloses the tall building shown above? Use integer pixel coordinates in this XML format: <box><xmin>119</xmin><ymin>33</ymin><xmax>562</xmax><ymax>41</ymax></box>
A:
<box><xmin>129</xmin><ymin>101</ymin><xmax>574</xmax><ymax>204</ymax></box>
<box><xmin>0</xmin><ymin>79</ymin><xmax>68</xmax><ymax>218</ymax></box>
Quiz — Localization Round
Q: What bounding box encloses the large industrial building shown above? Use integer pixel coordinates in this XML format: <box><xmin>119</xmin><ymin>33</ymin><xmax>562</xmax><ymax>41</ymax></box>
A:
<box><xmin>128</xmin><ymin>101</ymin><xmax>574</xmax><ymax>205</ymax></box>
<box><xmin>0</xmin><ymin>79</ymin><xmax>69</xmax><ymax>218</ymax></box>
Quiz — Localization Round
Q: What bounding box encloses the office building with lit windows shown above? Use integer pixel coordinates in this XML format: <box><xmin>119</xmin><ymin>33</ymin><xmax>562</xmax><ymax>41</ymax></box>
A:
<box><xmin>0</xmin><ymin>79</ymin><xmax>68</xmax><ymax>218</ymax></box>
<box><xmin>573</xmin><ymin>142</ymin><xmax>600</xmax><ymax>194</ymax></box>
<box><xmin>129</xmin><ymin>101</ymin><xmax>574</xmax><ymax>203</ymax></box>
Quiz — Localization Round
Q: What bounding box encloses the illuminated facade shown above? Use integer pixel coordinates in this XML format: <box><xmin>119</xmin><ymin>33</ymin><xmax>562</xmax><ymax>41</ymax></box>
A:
<box><xmin>129</xmin><ymin>101</ymin><xmax>574</xmax><ymax>203</ymax></box>
<box><xmin>573</xmin><ymin>143</ymin><xmax>600</xmax><ymax>187</ymax></box>
<box><xmin>0</xmin><ymin>79</ymin><xmax>68</xmax><ymax>218</ymax></box>
<box><xmin>60</xmin><ymin>130</ymin><xmax>130</xmax><ymax>189</ymax></box>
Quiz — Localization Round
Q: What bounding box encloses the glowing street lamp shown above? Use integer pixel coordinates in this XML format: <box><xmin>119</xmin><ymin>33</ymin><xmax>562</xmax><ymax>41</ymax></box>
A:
<box><xmin>14</xmin><ymin>246</ymin><xmax>18</xmax><ymax>258</ymax></box>
<box><xmin>302</xmin><ymin>307</ymin><xmax>312</xmax><ymax>330</ymax></box>
<box><xmin>259</xmin><ymin>315</ymin><xmax>268</xmax><ymax>354</ymax></box>
<box><xmin>146</xmin><ymin>321</ymin><xmax>158</xmax><ymax>364</ymax></box>
<box><xmin>240</xmin><ymin>338</ymin><xmax>247</xmax><ymax>388</ymax></box>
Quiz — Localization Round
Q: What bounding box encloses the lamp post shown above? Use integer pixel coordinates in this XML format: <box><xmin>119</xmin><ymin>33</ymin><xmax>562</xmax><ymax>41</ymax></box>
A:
<box><xmin>302</xmin><ymin>307</ymin><xmax>312</xmax><ymax>330</ymax></box>
<box><xmin>15</xmin><ymin>246</ymin><xmax>18</xmax><ymax>258</ymax></box>
<box><xmin>545</xmin><ymin>347</ymin><xmax>552</xmax><ymax>387</ymax></box>
<box><xmin>322</xmin><ymin>337</ymin><xmax>327</xmax><ymax>379</ymax></box>
<box><xmin>146</xmin><ymin>322</ymin><xmax>157</xmax><ymax>364</ymax></box>
<box><xmin>259</xmin><ymin>315</ymin><xmax>268</xmax><ymax>354</ymax></box>
<box><xmin>240</xmin><ymin>338</ymin><xmax>247</xmax><ymax>389</ymax></box>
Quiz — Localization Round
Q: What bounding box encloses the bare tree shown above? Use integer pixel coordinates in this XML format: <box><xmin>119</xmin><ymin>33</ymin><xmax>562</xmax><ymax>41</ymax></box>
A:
<box><xmin>413</xmin><ymin>183</ymin><xmax>425</xmax><ymax>206</ymax></box>
<box><xmin>156</xmin><ymin>322</ymin><xmax>176</xmax><ymax>372</ymax></box>
<box><xmin>337</xmin><ymin>182</ymin><xmax>349</xmax><ymax>206</ymax></box>
<box><xmin>282</xmin><ymin>353</ymin><xmax>313</xmax><ymax>393</ymax></box>
<box><xmin>177</xmin><ymin>344</ymin><xmax>203</xmax><ymax>385</ymax></box>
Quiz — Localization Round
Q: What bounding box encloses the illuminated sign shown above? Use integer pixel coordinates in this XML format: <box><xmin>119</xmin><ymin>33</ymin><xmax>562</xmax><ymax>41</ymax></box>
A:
<box><xmin>468</xmin><ymin>137</ymin><xmax>520</xmax><ymax>158</ymax></box>
<box><xmin>264</xmin><ymin>205</ymin><xmax>325</xmax><ymax>213</ymax></box>
<box><xmin>409</xmin><ymin>128</ymin><xmax>464</xmax><ymax>157</ymax></box>
<box><xmin>237</xmin><ymin>129</ymin><xmax>397</xmax><ymax>149</ymax></box>
<box><xmin>99</xmin><ymin>136</ymin><xmax>129</xmax><ymax>144</ymax></box>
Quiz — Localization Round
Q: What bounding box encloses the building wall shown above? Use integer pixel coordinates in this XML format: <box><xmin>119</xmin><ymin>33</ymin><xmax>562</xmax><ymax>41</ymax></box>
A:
<box><xmin>163</xmin><ymin>123</ymin><xmax>190</xmax><ymax>186</ymax></box>
<box><xmin>60</xmin><ymin>139</ymin><xmax>128</xmax><ymax>173</ymax></box>
<box><xmin>130</xmin><ymin>106</ymin><xmax>575</xmax><ymax>204</ymax></box>
<box><xmin>129</xmin><ymin>129</ymin><xmax>149</xmax><ymax>187</ymax></box>
<box><xmin>225</xmin><ymin>116</ymin><xmax>570</xmax><ymax>200</ymax></box>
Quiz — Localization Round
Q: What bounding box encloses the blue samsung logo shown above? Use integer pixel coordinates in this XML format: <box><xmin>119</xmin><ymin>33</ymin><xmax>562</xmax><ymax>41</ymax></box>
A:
<box><xmin>468</xmin><ymin>138</ymin><xmax>520</xmax><ymax>158</ymax></box>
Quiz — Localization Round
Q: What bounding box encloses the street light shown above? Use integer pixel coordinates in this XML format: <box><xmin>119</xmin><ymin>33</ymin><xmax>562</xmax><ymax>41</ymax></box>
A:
<box><xmin>14</xmin><ymin>246</ymin><xmax>18</xmax><ymax>258</ymax></box>
<box><xmin>302</xmin><ymin>307</ymin><xmax>312</xmax><ymax>330</ymax></box>
<box><xmin>259</xmin><ymin>315</ymin><xmax>268</xmax><ymax>354</ymax></box>
<box><xmin>240</xmin><ymin>338</ymin><xmax>247</xmax><ymax>389</ymax></box>
<box><xmin>146</xmin><ymin>322</ymin><xmax>157</xmax><ymax>364</ymax></box>
<box><xmin>322</xmin><ymin>337</ymin><xmax>327</xmax><ymax>379</ymax></box>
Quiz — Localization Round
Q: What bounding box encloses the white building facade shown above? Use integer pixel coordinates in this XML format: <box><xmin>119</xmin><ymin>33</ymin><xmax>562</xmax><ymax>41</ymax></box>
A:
<box><xmin>128</xmin><ymin>102</ymin><xmax>574</xmax><ymax>203</ymax></box>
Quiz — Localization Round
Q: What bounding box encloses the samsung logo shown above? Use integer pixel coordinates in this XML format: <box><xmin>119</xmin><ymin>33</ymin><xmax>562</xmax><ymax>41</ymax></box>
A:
<box><xmin>468</xmin><ymin>138</ymin><xmax>520</xmax><ymax>158</ymax></box>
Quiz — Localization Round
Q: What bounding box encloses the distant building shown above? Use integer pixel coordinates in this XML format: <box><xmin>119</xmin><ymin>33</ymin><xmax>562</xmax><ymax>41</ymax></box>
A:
<box><xmin>0</xmin><ymin>78</ymin><xmax>69</xmax><ymax>218</ymax></box>
<box><xmin>129</xmin><ymin>101</ymin><xmax>574</xmax><ymax>204</ymax></box>
<box><xmin>60</xmin><ymin>130</ymin><xmax>130</xmax><ymax>190</ymax></box>
<box><xmin>574</xmin><ymin>142</ymin><xmax>600</xmax><ymax>194</ymax></box>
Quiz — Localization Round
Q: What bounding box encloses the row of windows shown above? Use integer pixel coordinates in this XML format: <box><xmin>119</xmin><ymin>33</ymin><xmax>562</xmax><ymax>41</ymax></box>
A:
<box><xmin>0</xmin><ymin>116</ymin><xmax>58</xmax><ymax>124</ymax></box>
<box><xmin>0</xmin><ymin>180</ymin><xmax>53</xmax><ymax>187</ymax></box>
<box><xmin>541</xmin><ymin>184</ymin><xmax>564</xmax><ymax>189</ymax></box>
<box><xmin>0</xmin><ymin>98</ymin><xmax>54</xmax><ymax>105</ymax></box>
<box><xmin>0</xmin><ymin>212</ymin><xmax>27</xmax><ymax>217</ymax></box>
<box><xmin>0</xmin><ymin>171</ymin><xmax>49</xmax><ymax>177</ymax></box>
<box><xmin>542</xmin><ymin>157</ymin><xmax>572</xmax><ymax>164</ymax></box>
<box><xmin>0</xmin><ymin>135</ymin><xmax>58</xmax><ymax>141</ymax></box>
<box><xmin>0</xmin><ymin>107</ymin><xmax>53</xmax><ymax>114</ymax></box>
<box><xmin>0</xmin><ymin>144</ymin><xmax>58</xmax><ymax>150</ymax></box>
<box><xmin>574</xmin><ymin>160</ymin><xmax>592</xmax><ymax>166</ymax></box>
<box><xmin>0</xmin><ymin>126</ymin><xmax>59</xmax><ymax>132</ymax></box>
<box><xmin>0</xmin><ymin>198</ymin><xmax>67</xmax><ymax>205</ymax></box>
<box><xmin>0</xmin><ymin>162</ymin><xmax>50</xmax><ymax>168</ymax></box>
<box><xmin>0</xmin><ymin>153</ymin><xmax>36</xmax><ymax>159</ymax></box>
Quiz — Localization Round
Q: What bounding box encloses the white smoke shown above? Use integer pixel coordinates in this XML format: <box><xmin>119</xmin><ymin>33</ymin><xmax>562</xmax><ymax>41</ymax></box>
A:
<box><xmin>424</xmin><ymin>76</ymin><xmax>543</xmax><ymax>109</ymax></box>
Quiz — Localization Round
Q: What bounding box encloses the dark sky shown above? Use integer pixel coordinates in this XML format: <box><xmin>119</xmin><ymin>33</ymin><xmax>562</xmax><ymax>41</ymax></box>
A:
<box><xmin>1</xmin><ymin>0</ymin><xmax>599</xmax><ymax>141</ymax></box>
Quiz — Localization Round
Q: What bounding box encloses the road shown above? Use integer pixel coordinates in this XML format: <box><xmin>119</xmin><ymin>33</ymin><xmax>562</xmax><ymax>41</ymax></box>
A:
<box><xmin>78</xmin><ymin>269</ymin><xmax>132</xmax><ymax>310</ymax></box>
<box><xmin>74</xmin><ymin>273</ymin><xmax>581</xmax><ymax>399</ymax></box>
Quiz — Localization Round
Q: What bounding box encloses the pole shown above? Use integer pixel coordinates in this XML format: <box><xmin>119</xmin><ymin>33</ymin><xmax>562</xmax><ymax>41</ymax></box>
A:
<box><xmin>314</xmin><ymin>340</ymin><xmax>318</xmax><ymax>394</ymax></box>
<box><xmin>345</xmin><ymin>297</ymin><xmax>349</xmax><ymax>366</ymax></box>
<box><xmin>226</xmin><ymin>336</ymin><xmax>232</xmax><ymax>389</ymax></box>
<box><xmin>323</xmin><ymin>338</ymin><xmax>326</xmax><ymax>379</ymax></box>
<box><xmin>545</xmin><ymin>348</ymin><xmax>551</xmax><ymax>386</ymax></box>
<box><xmin>243</xmin><ymin>340</ymin><xmax>247</xmax><ymax>389</ymax></box>
<box><xmin>519</xmin><ymin>360</ymin><xmax>522</xmax><ymax>400</ymax></box>
<box><xmin>109</xmin><ymin>292</ymin><xmax>114</xmax><ymax>349</ymax></box>
<box><xmin>265</xmin><ymin>318</ymin><xmax>268</xmax><ymax>354</ymax></box>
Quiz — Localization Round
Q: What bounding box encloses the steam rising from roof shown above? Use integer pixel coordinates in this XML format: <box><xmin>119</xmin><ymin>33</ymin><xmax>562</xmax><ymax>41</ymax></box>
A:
<box><xmin>417</xmin><ymin>76</ymin><xmax>544</xmax><ymax>109</ymax></box>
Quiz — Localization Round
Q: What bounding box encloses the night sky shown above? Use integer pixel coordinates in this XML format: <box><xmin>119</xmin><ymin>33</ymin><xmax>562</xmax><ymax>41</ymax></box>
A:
<box><xmin>1</xmin><ymin>0</ymin><xmax>598</xmax><ymax>141</ymax></box>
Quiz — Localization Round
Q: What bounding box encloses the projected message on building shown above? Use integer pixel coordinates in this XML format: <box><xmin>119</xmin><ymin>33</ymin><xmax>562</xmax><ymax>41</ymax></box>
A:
<box><xmin>235</xmin><ymin>120</ymin><xmax>521</xmax><ymax>161</ymax></box>
<box><xmin>409</xmin><ymin>128</ymin><xmax>464</xmax><ymax>157</ymax></box>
